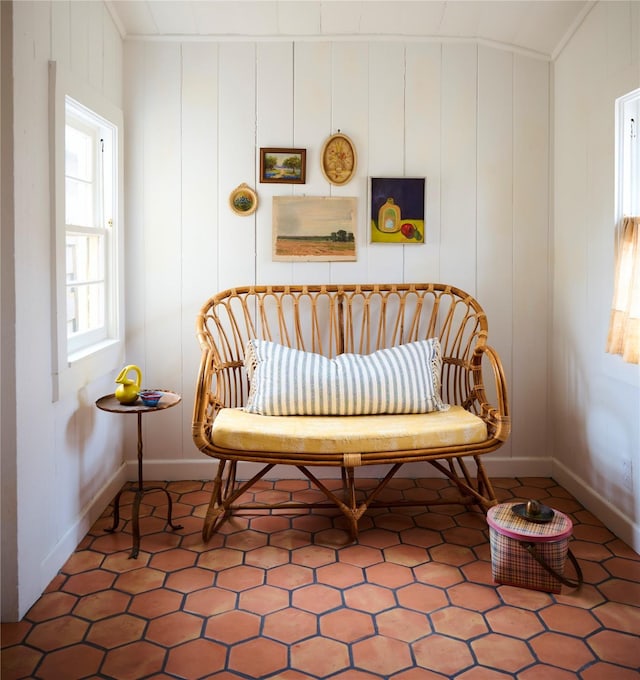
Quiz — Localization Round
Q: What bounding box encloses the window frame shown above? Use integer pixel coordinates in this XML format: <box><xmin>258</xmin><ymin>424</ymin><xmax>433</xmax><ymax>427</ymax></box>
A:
<box><xmin>616</xmin><ymin>87</ymin><xmax>640</xmax><ymax>220</ymax></box>
<box><xmin>603</xmin><ymin>87</ymin><xmax>640</xmax><ymax>382</ymax></box>
<box><xmin>49</xmin><ymin>61</ymin><xmax>124</xmax><ymax>401</ymax></box>
<box><xmin>64</xmin><ymin>97</ymin><xmax>115</xmax><ymax>355</ymax></box>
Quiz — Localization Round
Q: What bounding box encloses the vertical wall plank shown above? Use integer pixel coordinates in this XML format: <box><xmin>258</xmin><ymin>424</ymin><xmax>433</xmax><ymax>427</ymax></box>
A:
<box><xmin>181</xmin><ymin>43</ymin><xmax>219</xmax><ymax>460</ymax></box>
<box><xmin>50</xmin><ymin>1</ymin><xmax>70</xmax><ymax>68</ymax></box>
<box><xmin>292</xmin><ymin>41</ymin><xmax>332</xmax><ymax>284</ymax></box>
<box><xmin>440</xmin><ymin>43</ymin><xmax>477</xmax><ymax>292</ymax></box>
<box><xmin>102</xmin><ymin>5</ymin><xmax>122</xmax><ymax>107</ymax></box>
<box><xmin>513</xmin><ymin>55</ymin><xmax>549</xmax><ymax>464</ymax></box>
<box><xmin>294</xmin><ymin>41</ymin><xmax>331</xmax><ymax>189</ymax></box>
<box><xmin>256</xmin><ymin>42</ymin><xmax>294</xmax><ymax>284</ymax></box>
<box><xmin>218</xmin><ymin>43</ymin><xmax>257</xmax><ymax>290</ymax></box>
<box><xmin>330</xmin><ymin>42</ymin><xmax>369</xmax><ymax>284</ymax></box>
<box><xmin>86</xmin><ymin>1</ymin><xmax>104</xmax><ymax>91</ymax></box>
<box><xmin>69</xmin><ymin>0</ymin><xmax>89</xmax><ymax>82</ymax></box>
<box><xmin>140</xmin><ymin>42</ymin><xmax>183</xmax><ymax>457</ymax></box>
<box><xmin>368</xmin><ymin>42</ymin><xmax>405</xmax><ymax>283</ymax></box>
<box><xmin>477</xmin><ymin>45</ymin><xmax>514</xmax><ymax>459</ymax></box>
<box><xmin>122</xmin><ymin>40</ymin><xmax>148</xmax><ymax>468</ymax></box>
<box><xmin>123</xmin><ymin>41</ymin><xmax>146</xmax><ymax>384</ymax></box>
<box><xmin>405</xmin><ymin>43</ymin><xmax>441</xmax><ymax>283</ymax></box>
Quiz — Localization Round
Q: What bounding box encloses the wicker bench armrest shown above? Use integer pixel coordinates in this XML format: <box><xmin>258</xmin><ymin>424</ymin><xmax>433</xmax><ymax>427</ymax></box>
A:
<box><xmin>192</xmin><ymin>349</ymin><xmax>244</xmax><ymax>449</ymax></box>
<box><xmin>472</xmin><ymin>344</ymin><xmax>511</xmax><ymax>442</ymax></box>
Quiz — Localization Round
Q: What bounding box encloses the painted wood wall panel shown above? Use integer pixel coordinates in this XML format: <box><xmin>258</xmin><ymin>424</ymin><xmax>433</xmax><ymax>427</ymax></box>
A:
<box><xmin>292</xmin><ymin>42</ymin><xmax>333</xmax><ymax>285</ymax></box>
<box><xmin>439</xmin><ymin>43</ymin><xmax>477</xmax><ymax>293</ymax></box>
<box><xmin>367</xmin><ymin>43</ymin><xmax>405</xmax><ymax>283</ymax></box>
<box><xmin>102</xmin><ymin>4</ymin><xmax>123</xmax><ymax>107</ymax></box>
<box><xmin>218</xmin><ymin>43</ymin><xmax>257</xmax><ymax>291</ymax></box>
<box><xmin>477</xmin><ymin>46</ymin><xmax>514</xmax><ymax>463</ymax></box>
<box><xmin>477</xmin><ymin>46</ymin><xmax>513</xmax><ymax>334</ymax></box>
<box><xmin>69</xmin><ymin>0</ymin><xmax>90</xmax><ymax>82</ymax></box>
<box><xmin>329</xmin><ymin>42</ymin><xmax>369</xmax><ymax>284</ymax></box>
<box><xmin>512</xmin><ymin>55</ymin><xmax>549</xmax><ymax>465</ymax></box>
<box><xmin>256</xmin><ymin>42</ymin><xmax>295</xmax><ymax>285</ymax></box>
<box><xmin>139</xmin><ymin>43</ymin><xmax>184</xmax><ymax>459</ymax></box>
<box><xmin>50</xmin><ymin>1</ymin><xmax>71</xmax><ymax>67</ymax></box>
<box><xmin>404</xmin><ymin>43</ymin><xmax>441</xmax><ymax>283</ymax></box>
<box><xmin>124</xmin><ymin>38</ymin><xmax>553</xmax><ymax>479</ymax></box>
<box><xmin>123</xmin><ymin>41</ymin><xmax>146</xmax><ymax>389</ymax></box>
<box><xmin>13</xmin><ymin>0</ymin><xmax>59</xmax><ymax>609</ymax></box>
<box><xmin>552</xmin><ymin>1</ymin><xmax>640</xmax><ymax>549</ymax></box>
<box><xmin>181</xmin><ymin>43</ymin><xmax>220</xmax><ymax>459</ymax></box>
<box><xmin>9</xmin><ymin>0</ymin><xmax>125</xmax><ymax>619</ymax></box>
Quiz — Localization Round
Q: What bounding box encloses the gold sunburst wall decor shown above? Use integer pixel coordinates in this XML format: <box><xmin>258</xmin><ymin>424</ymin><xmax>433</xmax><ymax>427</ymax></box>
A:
<box><xmin>320</xmin><ymin>132</ymin><xmax>357</xmax><ymax>186</ymax></box>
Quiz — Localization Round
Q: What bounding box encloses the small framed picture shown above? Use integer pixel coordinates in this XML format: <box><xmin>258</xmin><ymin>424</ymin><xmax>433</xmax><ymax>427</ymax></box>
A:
<box><xmin>229</xmin><ymin>183</ymin><xmax>258</xmax><ymax>216</ymax></box>
<box><xmin>260</xmin><ymin>148</ymin><xmax>306</xmax><ymax>184</ymax></box>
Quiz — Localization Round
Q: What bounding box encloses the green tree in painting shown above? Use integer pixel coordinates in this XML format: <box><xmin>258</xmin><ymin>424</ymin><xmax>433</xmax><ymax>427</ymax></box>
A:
<box><xmin>283</xmin><ymin>156</ymin><xmax>301</xmax><ymax>173</ymax></box>
<box><xmin>264</xmin><ymin>155</ymin><xmax>277</xmax><ymax>172</ymax></box>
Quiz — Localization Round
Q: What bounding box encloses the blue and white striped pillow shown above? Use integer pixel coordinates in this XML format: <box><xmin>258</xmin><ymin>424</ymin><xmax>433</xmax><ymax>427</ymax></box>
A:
<box><xmin>244</xmin><ymin>338</ymin><xmax>448</xmax><ymax>416</ymax></box>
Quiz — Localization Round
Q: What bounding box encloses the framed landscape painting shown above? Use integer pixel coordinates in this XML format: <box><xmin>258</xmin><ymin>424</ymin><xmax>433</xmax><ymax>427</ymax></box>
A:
<box><xmin>260</xmin><ymin>148</ymin><xmax>306</xmax><ymax>184</ymax></box>
<box><xmin>272</xmin><ymin>196</ymin><xmax>357</xmax><ymax>261</ymax></box>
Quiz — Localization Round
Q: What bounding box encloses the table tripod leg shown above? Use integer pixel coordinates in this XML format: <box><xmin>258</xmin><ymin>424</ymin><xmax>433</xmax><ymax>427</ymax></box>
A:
<box><xmin>130</xmin><ymin>489</ymin><xmax>143</xmax><ymax>559</ymax></box>
<box><xmin>105</xmin><ymin>488</ymin><xmax>124</xmax><ymax>533</ymax></box>
<box><xmin>163</xmin><ymin>489</ymin><xmax>183</xmax><ymax>531</ymax></box>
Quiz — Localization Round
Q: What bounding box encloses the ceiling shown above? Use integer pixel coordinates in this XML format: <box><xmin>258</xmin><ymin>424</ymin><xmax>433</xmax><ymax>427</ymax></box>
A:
<box><xmin>106</xmin><ymin>0</ymin><xmax>593</xmax><ymax>60</ymax></box>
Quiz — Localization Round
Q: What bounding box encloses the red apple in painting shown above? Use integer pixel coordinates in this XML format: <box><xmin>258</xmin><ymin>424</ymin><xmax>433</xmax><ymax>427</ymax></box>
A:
<box><xmin>401</xmin><ymin>223</ymin><xmax>416</xmax><ymax>239</ymax></box>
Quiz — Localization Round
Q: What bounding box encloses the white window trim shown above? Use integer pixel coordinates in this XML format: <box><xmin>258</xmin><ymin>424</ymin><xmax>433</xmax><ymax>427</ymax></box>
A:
<box><xmin>603</xmin><ymin>87</ymin><xmax>640</xmax><ymax>386</ymax></box>
<box><xmin>49</xmin><ymin>61</ymin><xmax>125</xmax><ymax>402</ymax></box>
<box><xmin>65</xmin><ymin>98</ymin><xmax>113</xmax><ymax>355</ymax></box>
<box><xmin>615</xmin><ymin>87</ymin><xmax>640</xmax><ymax>221</ymax></box>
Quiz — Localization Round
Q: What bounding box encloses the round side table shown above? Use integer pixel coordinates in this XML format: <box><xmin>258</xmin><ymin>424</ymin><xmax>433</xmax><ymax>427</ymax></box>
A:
<box><xmin>96</xmin><ymin>390</ymin><xmax>183</xmax><ymax>559</ymax></box>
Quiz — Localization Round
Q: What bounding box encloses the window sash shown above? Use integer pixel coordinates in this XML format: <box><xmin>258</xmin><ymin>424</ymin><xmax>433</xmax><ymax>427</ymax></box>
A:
<box><xmin>64</xmin><ymin>97</ymin><xmax>115</xmax><ymax>357</ymax></box>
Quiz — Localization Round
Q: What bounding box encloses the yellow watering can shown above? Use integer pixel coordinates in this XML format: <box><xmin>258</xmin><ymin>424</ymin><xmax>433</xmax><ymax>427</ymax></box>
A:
<box><xmin>115</xmin><ymin>364</ymin><xmax>142</xmax><ymax>404</ymax></box>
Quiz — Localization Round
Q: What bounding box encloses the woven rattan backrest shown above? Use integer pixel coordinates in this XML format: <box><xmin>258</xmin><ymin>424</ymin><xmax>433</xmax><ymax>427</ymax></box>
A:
<box><xmin>196</xmin><ymin>283</ymin><xmax>488</xmax><ymax>410</ymax></box>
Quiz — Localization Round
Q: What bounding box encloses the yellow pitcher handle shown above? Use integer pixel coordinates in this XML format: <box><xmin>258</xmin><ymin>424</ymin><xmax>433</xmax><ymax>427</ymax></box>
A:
<box><xmin>115</xmin><ymin>364</ymin><xmax>142</xmax><ymax>389</ymax></box>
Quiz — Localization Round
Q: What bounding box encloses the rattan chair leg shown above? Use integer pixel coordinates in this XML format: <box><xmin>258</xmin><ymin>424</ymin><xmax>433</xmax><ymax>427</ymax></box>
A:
<box><xmin>474</xmin><ymin>456</ymin><xmax>498</xmax><ymax>511</ymax></box>
<box><xmin>203</xmin><ymin>461</ymin><xmax>279</xmax><ymax>542</ymax></box>
<box><xmin>426</xmin><ymin>457</ymin><xmax>498</xmax><ymax>511</ymax></box>
<box><xmin>202</xmin><ymin>460</ymin><xmax>231</xmax><ymax>542</ymax></box>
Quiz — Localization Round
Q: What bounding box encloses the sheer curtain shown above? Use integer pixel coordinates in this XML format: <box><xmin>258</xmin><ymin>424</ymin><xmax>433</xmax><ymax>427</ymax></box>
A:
<box><xmin>606</xmin><ymin>216</ymin><xmax>640</xmax><ymax>364</ymax></box>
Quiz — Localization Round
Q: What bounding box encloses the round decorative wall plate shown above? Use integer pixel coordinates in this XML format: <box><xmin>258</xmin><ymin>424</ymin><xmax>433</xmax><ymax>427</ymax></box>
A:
<box><xmin>320</xmin><ymin>132</ymin><xmax>357</xmax><ymax>186</ymax></box>
<box><xmin>229</xmin><ymin>183</ymin><xmax>258</xmax><ymax>216</ymax></box>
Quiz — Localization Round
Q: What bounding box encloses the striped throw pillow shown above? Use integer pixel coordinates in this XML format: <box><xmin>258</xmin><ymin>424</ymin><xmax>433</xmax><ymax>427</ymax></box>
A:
<box><xmin>244</xmin><ymin>338</ymin><xmax>448</xmax><ymax>416</ymax></box>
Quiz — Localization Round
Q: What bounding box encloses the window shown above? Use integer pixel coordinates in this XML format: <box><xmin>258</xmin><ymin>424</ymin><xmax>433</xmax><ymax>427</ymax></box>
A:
<box><xmin>50</xmin><ymin>62</ymin><xmax>124</xmax><ymax>399</ymax></box>
<box><xmin>617</xmin><ymin>88</ymin><xmax>640</xmax><ymax>218</ymax></box>
<box><xmin>607</xmin><ymin>89</ymin><xmax>640</xmax><ymax>365</ymax></box>
<box><xmin>65</xmin><ymin>98</ymin><xmax>116</xmax><ymax>356</ymax></box>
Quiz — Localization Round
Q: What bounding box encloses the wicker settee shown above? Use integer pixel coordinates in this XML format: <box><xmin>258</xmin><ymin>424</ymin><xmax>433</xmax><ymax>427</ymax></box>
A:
<box><xmin>192</xmin><ymin>283</ymin><xmax>510</xmax><ymax>542</ymax></box>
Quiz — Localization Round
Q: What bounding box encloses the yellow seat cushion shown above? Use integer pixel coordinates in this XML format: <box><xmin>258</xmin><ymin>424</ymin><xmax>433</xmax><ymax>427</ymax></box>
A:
<box><xmin>211</xmin><ymin>405</ymin><xmax>487</xmax><ymax>455</ymax></box>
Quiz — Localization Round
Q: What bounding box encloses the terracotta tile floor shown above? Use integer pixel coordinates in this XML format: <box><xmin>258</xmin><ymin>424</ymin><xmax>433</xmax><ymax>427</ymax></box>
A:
<box><xmin>2</xmin><ymin>476</ymin><xmax>640</xmax><ymax>679</ymax></box>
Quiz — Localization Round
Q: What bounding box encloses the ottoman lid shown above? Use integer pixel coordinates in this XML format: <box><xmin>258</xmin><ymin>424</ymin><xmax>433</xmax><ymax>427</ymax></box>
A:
<box><xmin>487</xmin><ymin>502</ymin><xmax>573</xmax><ymax>542</ymax></box>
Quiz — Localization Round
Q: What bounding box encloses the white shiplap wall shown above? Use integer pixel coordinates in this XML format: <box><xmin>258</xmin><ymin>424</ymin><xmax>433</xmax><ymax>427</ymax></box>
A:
<box><xmin>552</xmin><ymin>0</ymin><xmax>640</xmax><ymax>550</ymax></box>
<box><xmin>7</xmin><ymin>0</ymin><xmax>124</xmax><ymax>620</ymax></box>
<box><xmin>124</xmin><ymin>38</ymin><xmax>551</xmax><ymax>480</ymax></box>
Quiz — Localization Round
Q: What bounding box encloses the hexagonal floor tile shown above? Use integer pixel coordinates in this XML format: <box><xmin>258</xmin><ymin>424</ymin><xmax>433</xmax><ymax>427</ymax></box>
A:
<box><xmin>3</xmin><ymin>477</ymin><xmax>640</xmax><ymax>680</ymax></box>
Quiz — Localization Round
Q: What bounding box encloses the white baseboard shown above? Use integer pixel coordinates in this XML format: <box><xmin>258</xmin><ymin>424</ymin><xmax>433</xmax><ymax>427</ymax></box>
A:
<box><xmin>132</xmin><ymin>455</ymin><xmax>554</xmax><ymax>483</ymax></box>
<box><xmin>553</xmin><ymin>460</ymin><xmax>640</xmax><ymax>554</ymax></box>
<box><xmin>39</xmin><ymin>465</ymin><xmax>128</xmax><ymax>606</ymax></box>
